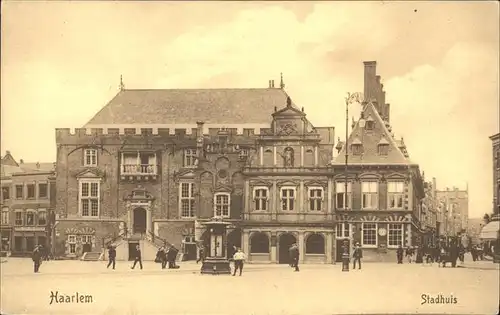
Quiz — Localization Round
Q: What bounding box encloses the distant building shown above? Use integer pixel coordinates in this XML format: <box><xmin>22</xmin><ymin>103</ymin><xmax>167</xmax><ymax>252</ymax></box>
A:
<box><xmin>421</xmin><ymin>176</ymin><xmax>438</xmax><ymax>245</ymax></box>
<box><xmin>1</xmin><ymin>151</ymin><xmax>55</xmax><ymax>256</ymax></box>
<box><xmin>436</xmin><ymin>186</ymin><xmax>469</xmax><ymax>237</ymax></box>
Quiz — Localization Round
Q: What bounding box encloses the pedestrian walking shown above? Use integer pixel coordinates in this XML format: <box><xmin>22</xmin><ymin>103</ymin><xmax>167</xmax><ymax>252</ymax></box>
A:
<box><xmin>107</xmin><ymin>245</ymin><xmax>116</xmax><ymax>269</ymax></box>
<box><xmin>32</xmin><ymin>245</ymin><xmax>42</xmax><ymax>273</ymax></box>
<box><xmin>160</xmin><ymin>247</ymin><xmax>168</xmax><ymax>269</ymax></box>
<box><xmin>196</xmin><ymin>245</ymin><xmax>205</xmax><ymax>264</ymax></box>
<box><xmin>396</xmin><ymin>245</ymin><xmax>404</xmax><ymax>264</ymax></box>
<box><xmin>131</xmin><ymin>245</ymin><xmax>143</xmax><ymax>270</ymax></box>
<box><xmin>289</xmin><ymin>244</ymin><xmax>295</xmax><ymax>268</ymax></box>
<box><xmin>352</xmin><ymin>243</ymin><xmax>363</xmax><ymax>270</ymax></box>
<box><xmin>290</xmin><ymin>243</ymin><xmax>300</xmax><ymax>272</ymax></box>
<box><xmin>232</xmin><ymin>248</ymin><xmax>246</xmax><ymax>276</ymax></box>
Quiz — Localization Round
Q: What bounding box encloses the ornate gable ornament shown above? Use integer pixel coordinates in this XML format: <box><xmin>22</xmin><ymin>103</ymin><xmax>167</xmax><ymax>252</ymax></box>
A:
<box><xmin>74</xmin><ymin>168</ymin><xmax>105</xmax><ymax>179</ymax></box>
<box><xmin>174</xmin><ymin>169</ymin><xmax>197</xmax><ymax>183</ymax></box>
<box><xmin>304</xmin><ymin>180</ymin><xmax>327</xmax><ymax>188</ymax></box>
<box><xmin>124</xmin><ymin>185</ymin><xmax>155</xmax><ymax>201</ymax></box>
<box><xmin>213</xmin><ymin>184</ymin><xmax>233</xmax><ymax>194</ymax></box>
<box><xmin>249</xmin><ymin>180</ymin><xmax>273</xmax><ymax>188</ymax></box>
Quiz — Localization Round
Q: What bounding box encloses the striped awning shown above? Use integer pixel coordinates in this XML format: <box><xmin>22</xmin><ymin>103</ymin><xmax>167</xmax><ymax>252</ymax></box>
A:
<box><xmin>480</xmin><ymin>221</ymin><xmax>500</xmax><ymax>240</ymax></box>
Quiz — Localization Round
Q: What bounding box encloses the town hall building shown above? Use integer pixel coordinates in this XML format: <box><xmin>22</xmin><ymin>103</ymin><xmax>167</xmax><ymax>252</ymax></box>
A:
<box><xmin>53</xmin><ymin>62</ymin><xmax>426</xmax><ymax>263</ymax></box>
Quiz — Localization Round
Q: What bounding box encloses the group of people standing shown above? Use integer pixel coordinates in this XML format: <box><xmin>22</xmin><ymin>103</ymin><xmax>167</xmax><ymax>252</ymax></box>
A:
<box><xmin>155</xmin><ymin>245</ymin><xmax>180</xmax><ymax>269</ymax></box>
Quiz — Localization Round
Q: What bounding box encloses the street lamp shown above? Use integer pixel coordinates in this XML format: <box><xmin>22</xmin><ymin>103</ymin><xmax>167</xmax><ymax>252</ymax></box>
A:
<box><xmin>342</xmin><ymin>92</ymin><xmax>365</xmax><ymax>272</ymax></box>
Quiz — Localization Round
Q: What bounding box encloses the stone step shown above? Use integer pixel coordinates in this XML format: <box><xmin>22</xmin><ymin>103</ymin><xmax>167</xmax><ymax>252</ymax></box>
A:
<box><xmin>81</xmin><ymin>252</ymin><xmax>103</xmax><ymax>261</ymax></box>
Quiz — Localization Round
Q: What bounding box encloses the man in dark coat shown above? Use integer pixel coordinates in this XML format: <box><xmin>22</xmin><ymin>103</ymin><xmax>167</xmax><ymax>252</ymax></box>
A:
<box><xmin>290</xmin><ymin>244</ymin><xmax>299</xmax><ymax>272</ymax></box>
<box><xmin>289</xmin><ymin>244</ymin><xmax>295</xmax><ymax>268</ymax></box>
<box><xmin>167</xmin><ymin>245</ymin><xmax>179</xmax><ymax>269</ymax></box>
<box><xmin>352</xmin><ymin>243</ymin><xmax>363</xmax><ymax>270</ymax></box>
<box><xmin>396</xmin><ymin>245</ymin><xmax>404</xmax><ymax>264</ymax></box>
<box><xmin>107</xmin><ymin>245</ymin><xmax>116</xmax><ymax>269</ymax></box>
<box><xmin>32</xmin><ymin>245</ymin><xmax>42</xmax><ymax>273</ymax></box>
<box><xmin>131</xmin><ymin>245</ymin><xmax>143</xmax><ymax>270</ymax></box>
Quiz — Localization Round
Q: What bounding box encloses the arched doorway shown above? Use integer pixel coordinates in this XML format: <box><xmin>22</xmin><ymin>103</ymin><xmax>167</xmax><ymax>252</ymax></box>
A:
<box><xmin>227</xmin><ymin>228</ymin><xmax>242</xmax><ymax>259</ymax></box>
<box><xmin>278</xmin><ymin>233</ymin><xmax>297</xmax><ymax>264</ymax></box>
<box><xmin>133</xmin><ymin>208</ymin><xmax>147</xmax><ymax>234</ymax></box>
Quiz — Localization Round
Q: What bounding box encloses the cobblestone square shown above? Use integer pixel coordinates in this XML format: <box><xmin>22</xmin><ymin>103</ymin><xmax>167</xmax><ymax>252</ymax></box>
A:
<box><xmin>1</xmin><ymin>257</ymin><xmax>498</xmax><ymax>315</ymax></box>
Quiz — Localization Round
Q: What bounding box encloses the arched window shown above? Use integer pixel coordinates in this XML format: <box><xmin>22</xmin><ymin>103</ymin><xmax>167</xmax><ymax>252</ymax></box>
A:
<box><xmin>250</xmin><ymin>232</ymin><xmax>270</xmax><ymax>253</ymax></box>
<box><xmin>305</xmin><ymin>233</ymin><xmax>325</xmax><ymax>254</ymax></box>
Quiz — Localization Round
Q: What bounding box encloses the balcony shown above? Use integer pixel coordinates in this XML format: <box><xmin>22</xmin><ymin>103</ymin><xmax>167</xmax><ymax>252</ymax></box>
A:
<box><xmin>120</xmin><ymin>151</ymin><xmax>158</xmax><ymax>181</ymax></box>
<box><xmin>122</xmin><ymin>164</ymin><xmax>158</xmax><ymax>175</ymax></box>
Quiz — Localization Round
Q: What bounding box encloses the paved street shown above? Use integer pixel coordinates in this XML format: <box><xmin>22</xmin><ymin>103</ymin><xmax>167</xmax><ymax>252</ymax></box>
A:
<box><xmin>1</xmin><ymin>257</ymin><xmax>499</xmax><ymax>315</ymax></box>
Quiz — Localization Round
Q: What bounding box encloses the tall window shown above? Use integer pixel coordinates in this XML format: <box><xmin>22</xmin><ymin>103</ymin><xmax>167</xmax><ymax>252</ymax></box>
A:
<box><xmin>253</xmin><ymin>187</ymin><xmax>268</xmax><ymax>211</ymax></box>
<box><xmin>79</xmin><ymin>180</ymin><xmax>100</xmax><ymax>217</ymax></box>
<box><xmin>27</xmin><ymin>184</ymin><xmax>35</xmax><ymax>199</ymax></box>
<box><xmin>362</xmin><ymin>182</ymin><xmax>378</xmax><ymax>209</ymax></box>
<box><xmin>82</xmin><ymin>235</ymin><xmax>92</xmax><ymax>244</ymax></box>
<box><xmin>38</xmin><ymin>209</ymin><xmax>47</xmax><ymax>226</ymax></box>
<box><xmin>351</xmin><ymin>143</ymin><xmax>362</xmax><ymax>155</ymax></box>
<box><xmin>388</xmin><ymin>181</ymin><xmax>404</xmax><ymax>209</ymax></box>
<box><xmin>180</xmin><ymin>182</ymin><xmax>195</xmax><ymax>218</ymax></box>
<box><xmin>2</xmin><ymin>187</ymin><xmax>10</xmax><ymax>200</ymax></box>
<box><xmin>214</xmin><ymin>193</ymin><xmax>230</xmax><ymax>217</ymax></box>
<box><xmin>15</xmin><ymin>185</ymin><xmax>23</xmax><ymax>199</ymax></box>
<box><xmin>362</xmin><ymin>223</ymin><xmax>377</xmax><ymax>247</ymax></box>
<box><xmin>308</xmin><ymin>187</ymin><xmax>323</xmax><ymax>211</ymax></box>
<box><xmin>26</xmin><ymin>210</ymin><xmax>35</xmax><ymax>226</ymax></box>
<box><xmin>84</xmin><ymin>149</ymin><xmax>98</xmax><ymax>166</ymax></box>
<box><xmin>38</xmin><ymin>183</ymin><xmax>48</xmax><ymax>198</ymax></box>
<box><xmin>388</xmin><ymin>224</ymin><xmax>404</xmax><ymax>247</ymax></box>
<box><xmin>281</xmin><ymin>188</ymin><xmax>295</xmax><ymax>211</ymax></box>
<box><xmin>336</xmin><ymin>223</ymin><xmax>350</xmax><ymax>238</ymax></box>
<box><xmin>68</xmin><ymin>235</ymin><xmax>77</xmax><ymax>254</ymax></box>
<box><xmin>183</xmin><ymin>149</ymin><xmax>197</xmax><ymax>167</ymax></box>
<box><xmin>335</xmin><ymin>182</ymin><xmax>352</xmax><ymax>209</ymax></box>
<box><xmin>1</xmin><ymin>207</ymin><xmax>9</xmax><ymax>225</ymax></box>
<box><xmin>15</xmin><ymin>211</ymin><xmax>23</xmax><ymax>225</ymax></box>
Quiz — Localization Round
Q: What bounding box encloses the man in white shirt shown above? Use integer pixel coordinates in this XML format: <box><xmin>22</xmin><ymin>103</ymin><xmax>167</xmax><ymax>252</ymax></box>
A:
<box><xmin>232</xmin><ymin>248</ymin><xmax>246</xmax><ymax>276</ymax></box>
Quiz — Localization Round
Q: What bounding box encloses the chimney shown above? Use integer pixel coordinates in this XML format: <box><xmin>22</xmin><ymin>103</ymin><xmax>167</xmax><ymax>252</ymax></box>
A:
<box><xmin>5</xmin><ymin>150</ymin><xmax>10</xmax><ymax>155</ymax></box>
<box><xmin>363</xmin><ymin>61</ymin><xmax>377</xmax><ymax>103</ymax></box>
<box><xmin>36</xmin><ymin>162</ymin><xmax>40</xmax><ymax>169</ymax></box>
<box><xmin>196</xmin><ymin>121</ymin><xmax>205</xmax><ymax>159</ymax></box>
<box><xmin>268</xmin><ymin>80</ymin><xmax>272</xmax><ymax>88</ymax></box>
<box><xmin>271</xmin><ymin>80</ymin><xmax>275</xmax><ymax>88</ymax></box>
<box><xmin>20</xmin><ymin>159</ymin><xmax>24</xmax><ymax>164</ymax></box>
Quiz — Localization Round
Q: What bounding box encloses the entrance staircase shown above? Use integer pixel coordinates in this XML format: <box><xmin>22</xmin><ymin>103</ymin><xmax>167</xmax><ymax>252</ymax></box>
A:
<box><xmin>98</xmin><ymin>227</ymin><xmax>172</xmax><ymax>261</ymax></box>
<box><xmin>81</xmin><ymin>251</ymin><xmax>103</xmax><ymax>261</ymax></box>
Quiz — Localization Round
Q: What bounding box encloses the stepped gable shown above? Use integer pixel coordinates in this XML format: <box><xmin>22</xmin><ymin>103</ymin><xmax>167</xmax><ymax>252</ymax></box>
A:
<box><xmin>332</xmin><ymin>102</ymin><xmax>412</xmax><ymax>165</ymax></box>
<box><xmin>85</xmin><ymin>88</ymin><xmax>301</xmax><ymax>126</ymax></box>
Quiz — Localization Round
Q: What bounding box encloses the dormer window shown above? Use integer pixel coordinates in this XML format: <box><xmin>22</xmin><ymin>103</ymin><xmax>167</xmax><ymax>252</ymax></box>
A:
<box><xmin>351</xmin><ymin>138</ymin><xmax>362</xmax><ymax>156</ymax></box>
<box><xmin>365</xmin><ymin>116</ymin><xmax>374</xmax><ymax>130</ymax></box>
<box><xmin>378</xmin><ymin>138</ymin><xmax>390</xmax><ymax>156</ymax></box>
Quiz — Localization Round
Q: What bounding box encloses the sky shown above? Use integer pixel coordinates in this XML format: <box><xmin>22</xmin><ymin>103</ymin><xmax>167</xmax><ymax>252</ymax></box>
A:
<box><xmin>1</xmin><ymin>1</ymin><xmax>499</xmax><ymax>218</ymax></box>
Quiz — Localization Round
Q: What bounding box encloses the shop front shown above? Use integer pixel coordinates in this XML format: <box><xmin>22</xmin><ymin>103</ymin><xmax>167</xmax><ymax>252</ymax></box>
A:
<box><xmin>1</xmin><ymin>228</ymin><xmax>12</xmax><ymax>256</ymax></box>
<box><xmin>12</xmin><ymin>226</ymin><xmax>49</xmax><ymax>257</ymax></box>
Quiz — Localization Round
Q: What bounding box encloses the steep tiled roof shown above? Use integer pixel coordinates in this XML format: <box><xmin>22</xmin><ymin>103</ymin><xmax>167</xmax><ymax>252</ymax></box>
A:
<box><xmin>0</xmin><ymin>164</ymin><xmax>23</xmax><ymax>178</ymax></box>
<box><xmin>19</xmin><ymin>163</ymin><xmax>55</xmax><ymax>173</ymax></box>
<box><xmin>331</xmin><ymin>102</ymin><xmax>412</xmax><ymax>165</ymax></box>
<box><xmin>85</xmin><ymin>88</ymin><xmax>300</xmax><ymax>126</ymax></box>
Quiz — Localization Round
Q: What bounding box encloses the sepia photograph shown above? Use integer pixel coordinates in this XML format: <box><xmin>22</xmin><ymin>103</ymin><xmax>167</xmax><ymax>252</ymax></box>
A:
<box><xmin>1</xmin><ymin>1</ymin><xmax>499</xmax><ymax>314</ymax></box>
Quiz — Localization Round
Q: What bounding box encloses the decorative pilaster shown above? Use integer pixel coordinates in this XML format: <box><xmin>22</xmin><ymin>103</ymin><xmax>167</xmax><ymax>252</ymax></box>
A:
<box><xmin>243</xmin><ymin>230</ymin><xmax>250</xmax><ymax>259</ymax></box>
<box><xmin>260</xmin><ymin>147</ymin><xmax>264</xmax><ymax>166</ymax></box>
<box><xmin>270</xmin><ymin>232</ymin><xmax>277</xmax><ymax>263</ymax></box>
<box><xmin>273</xmin><ymin>146</ymin><xmax>277</xmax><ymax>166</ymax></box>
<box><xmin>272</xmin><ymin>180</ymin><xmax>278</xmax><ymax>221</ymax></box>
<box><xmin>244</xmin><ymin>180</ymin><xmax>250</xmax><ymax>220</ymax></box>
<box><xmin>299</xmin><ymin>181</ymin><xmax>304</xmax><ymax>214</ymax></box>
<box><xmin>327</xmin><ymin>178</ymin><xmax>333</xmax><ymax>214</ymax></box>
<box><xmin>314</xmin><ymin>146</ymin><xmax>319</xmax><ymax>166</ymax></box>
<box><xmin>300</xmin><ymin>146</ymin><xmax>304</xmax><ymax>167</ymax></box>
<box><xmin>298</xmin><ymin>231</ymin><xmax>305</xmax><ymax>263</ymax></box>
<box><xmin>326</xmin><ymin>232</ymin><xmax>333</xmax><ymax>264</ymax></box>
